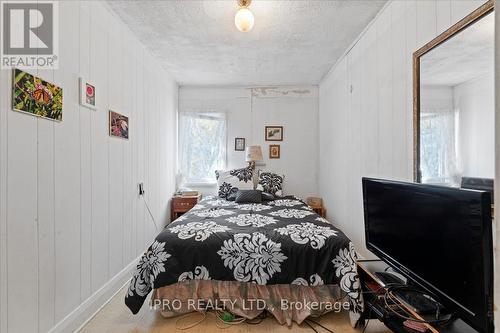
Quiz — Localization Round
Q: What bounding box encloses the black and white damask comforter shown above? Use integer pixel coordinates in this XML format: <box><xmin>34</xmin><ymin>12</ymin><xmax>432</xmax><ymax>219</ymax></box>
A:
<box><xmin>125</xmin><ymin>196</ymin><xmax>363</xmax><ymax>314</ymax></box>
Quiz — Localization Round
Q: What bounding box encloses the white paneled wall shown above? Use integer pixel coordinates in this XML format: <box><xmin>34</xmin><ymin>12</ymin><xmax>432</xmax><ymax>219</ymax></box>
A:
<box><xmin>318</xmin><ymin>0</ymin><xmax>487</xmax><ymax>258</ymax></box>
<box><xmin>0</xmin><ymin>1</ymin><xmax>178</xmax><ymax>332</ymax></box>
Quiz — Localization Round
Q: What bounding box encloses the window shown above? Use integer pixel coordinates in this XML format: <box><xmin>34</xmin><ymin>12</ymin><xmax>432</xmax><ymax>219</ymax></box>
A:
<box><xmin>178</xmin><ymin>111</ymin><xmax>226</xmax><ymax>184</ymax></box>
<box><xmin>420</xmin><ymin>110</ymin><xmax>458</xmax><ymax>185</ymax></box>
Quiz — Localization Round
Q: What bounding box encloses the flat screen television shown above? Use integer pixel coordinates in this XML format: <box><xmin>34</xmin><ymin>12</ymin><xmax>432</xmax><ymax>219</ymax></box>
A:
<box><xmin>362</xmin><ymin>178</ymin><xmax>494</xmax><ymax>333</ymax></box>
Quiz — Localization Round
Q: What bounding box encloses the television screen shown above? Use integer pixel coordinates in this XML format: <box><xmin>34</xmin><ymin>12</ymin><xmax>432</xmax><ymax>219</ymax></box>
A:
<box><xmin>362</xmin><ymin>178</ymin><xmax>493</xmax><ymax>333</ymax></box>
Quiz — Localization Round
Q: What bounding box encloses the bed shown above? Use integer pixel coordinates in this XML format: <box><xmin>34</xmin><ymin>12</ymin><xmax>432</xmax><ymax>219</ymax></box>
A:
<box><xmin>125</xmin><ymin>195</ymin><xmax>363</xmax><ymax>325</ymax></box>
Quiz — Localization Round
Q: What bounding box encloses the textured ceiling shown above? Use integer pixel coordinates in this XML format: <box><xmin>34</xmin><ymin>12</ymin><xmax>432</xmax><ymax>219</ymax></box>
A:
<box><xmin>106</xmin><ymin>0</ymin><xmax>386</xmax><ymax>86</ymax></box>
<box><xmin>421</xmin><ymin>12</ymin><xmax>494</xmax><ymax>87</ymax></box>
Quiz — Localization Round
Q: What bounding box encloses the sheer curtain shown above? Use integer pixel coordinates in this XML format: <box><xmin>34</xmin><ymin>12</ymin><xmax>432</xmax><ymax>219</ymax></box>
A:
<box><xmin>420</xmin><ymin>108</ymin><xmax>459</xmax><ymax>185</ymax></box>
<box><xmin>178</xmin><ymin>110</ymin><xmax>226</xmax><ymax>184</ymax></box>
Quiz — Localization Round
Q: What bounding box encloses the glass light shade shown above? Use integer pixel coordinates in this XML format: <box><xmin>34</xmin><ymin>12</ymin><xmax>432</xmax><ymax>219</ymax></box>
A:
<box><xmin>235</xmin><ymin>8</ymin><xmax>254</xmax><ymax>32</ymax></box>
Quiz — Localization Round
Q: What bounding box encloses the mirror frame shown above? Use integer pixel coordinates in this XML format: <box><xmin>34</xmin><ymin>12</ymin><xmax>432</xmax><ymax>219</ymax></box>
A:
<box><xmin>412</xmin><ymin>0</ymin><xmax>494</xmax><ymax>182</ymax></box>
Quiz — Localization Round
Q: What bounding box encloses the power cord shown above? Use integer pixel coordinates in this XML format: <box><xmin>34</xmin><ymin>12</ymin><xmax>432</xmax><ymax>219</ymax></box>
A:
<box><xmin>174</xmin><ymin>310</ymin><xmax>260</xmax><ymax>330</ymax></box>
<box><xmin>361</xmin><ymin>284</ymin><xmax>389</xmax><ymax>333</ymax></box>
<box><xmin>381</xmin><ymin>284</ymin><xmax>454</xmax><ymax>325</ymax></box>
<box><xmin>140</xmin><ymin>190</ymin><xmax>159</xmax><ymax>232</ymax></box>
<box><xmin>304</xmin><ymin>318</ymin><xmax>336</xmax><ymax>333</ymax></box>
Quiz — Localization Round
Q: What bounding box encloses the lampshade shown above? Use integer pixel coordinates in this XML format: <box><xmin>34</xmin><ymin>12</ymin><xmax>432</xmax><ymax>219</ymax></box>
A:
<box><xmin>245</xmin><ymin>145</ymin><xmax>263</xmax><ymax>162</ymax></box>
<box><xmin>235</xmin><ymin>7</ymin><xmax>254</xmax><ymax>32</ymax></box>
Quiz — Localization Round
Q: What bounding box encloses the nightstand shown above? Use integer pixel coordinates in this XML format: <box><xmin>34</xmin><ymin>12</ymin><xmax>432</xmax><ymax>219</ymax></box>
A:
<box><xmin>306</xmin><ymin>197</ymin><xmax>326</xmax><ymax>217</ymax></box>
<box><xmin>171</xmin><ymin>194</ymin><xmax>202</xmax><ymax>221</ymax></box>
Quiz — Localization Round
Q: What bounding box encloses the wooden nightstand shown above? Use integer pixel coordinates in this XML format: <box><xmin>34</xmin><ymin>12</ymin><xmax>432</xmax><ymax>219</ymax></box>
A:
<box><xmin>306</xmin><ymin>197</ymin><xmax>326</xmax><ymax>217</ymax></box>
<box><xmin>171</xmin><ymin>194</ymin><xmax>202</xmax><ymax>221</ymax></box>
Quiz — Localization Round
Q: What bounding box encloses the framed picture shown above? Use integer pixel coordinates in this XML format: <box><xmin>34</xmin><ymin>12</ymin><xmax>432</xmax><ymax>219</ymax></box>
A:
<box><xmin>235</xmin><ymin>137</ymin><xmax>245</xmax><ymax>151</ymax></box>
<box><xmin>79</xmin><ymin>78</ymin><xmax>97</xmax><ymax>110</ymax></box>
<box><xmin>12</xmin><ymin>68</ymin><xmax>63</xmax><ymax>121</ymax></box>
<box><xmin>265</xmin><ymin>126</ymin><xmax>283</xmax><ymax>141</ymax></box>
<box><xmin>269</xmin><ymin>145</ymin><xmax>280</xmax><ymax>159</ymax></box>
<box><xmin>109</xmin><ymin>110</ymin><xmax>129</xmax><ymax>139</ymax></box>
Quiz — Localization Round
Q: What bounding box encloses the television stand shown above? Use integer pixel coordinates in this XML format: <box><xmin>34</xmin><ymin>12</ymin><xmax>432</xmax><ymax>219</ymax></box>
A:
<box><xmin>375</xmin><ymin>271</ymin><xmax>406</xmax><ymax>285</ymax></box>
<box><xmin>357</xmin><ymin>259</ymin><xmax>478</xmax><ymax>333</ymax></box>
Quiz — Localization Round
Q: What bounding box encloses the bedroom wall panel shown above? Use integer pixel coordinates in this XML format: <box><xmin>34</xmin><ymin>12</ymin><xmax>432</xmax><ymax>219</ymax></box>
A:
<box><xmin>37</xmin><ymin>67</ymin><xmax>56</xmax><ymax>333</ymax></box>
<box><xmin>405</xmin><ymin>0</ymin><xmax>417</xmax><ymax>179</ymax></box>
<box><xmin>436</xmin><ymin>0</ymin><xmax>452</xmax><ymax>35</ymax></box>
<box><xmin>54</xmin><ymin>1</ymin><xmax>82</xmax><ymax>322</ymax></box>
<box><xmin>89</xmin><ymin>0</ymin><xmax>110</xmax><ymax>294</ymax></box>
<box><xmin>318</xmin><ymin>0</ymin><xmax>488</xmax><ymax>258</ymax></box>
<box><xmin>416</xmin><ymin>0</ymin><xmax>437</xmax><ymax>49</ymax></box>
<box><xmin>6</xmin><ymin>85</ymin><xmax>39</xmax><ymax>333</ymax></box>
<box><xmin>391</xmin><ymin>0</ymin><xmax>408</xmax><ymax>181</ymax></box>
<box><xmin>0</xmin><ymin>1</ymin><xmax>178</xmax><ymax>332</ymax></box>
<box><xmin>107</xmin><ymin>14</ymin><xmax>125</xmax><ymax>280</ymax></box>
<box><xmin>0</xmin><ymin>43</ymin><xmax>9</xmax><ymax>333</ymax></box>
<box><xmin>178</xmin><ymin>86</ymin><xmax>319</xmax><ymax>200</ymax></box>
<box><xmin>79</xmin><ymin>0</ymin><xmax>93</xmax><ymax>305</ymax></box>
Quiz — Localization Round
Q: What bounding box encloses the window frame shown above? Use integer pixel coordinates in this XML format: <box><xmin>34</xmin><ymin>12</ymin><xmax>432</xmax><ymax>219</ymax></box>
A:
<box><xmin>178</xmin><ymin>110</ymin><xmax>227</xmax><ymax>186</ymax></box>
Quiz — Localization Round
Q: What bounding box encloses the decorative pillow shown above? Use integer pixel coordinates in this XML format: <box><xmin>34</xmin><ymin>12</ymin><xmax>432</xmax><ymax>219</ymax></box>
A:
<box><xmin>226</xmin><ymin>188</ymin><xmax>239</xmax><ymax>201</ymax></box>
<box><xmin>216</xmin><ymin>166</ymin><xmax>254</xmax><ymax>198</ymax></box>
<box><xmin>261</xmin><ymin>192</ymin><xmax>275</xmax><ymax>201</ymax></box>
<box><xmin>235</xmin><ymin>190</ymin><xmax>262</xmax><ymax>203</ymax></box>
<box><xmin>256</xmin><ymin>171</ymin><xmax>284</xmax><ymax>197</ymax></box>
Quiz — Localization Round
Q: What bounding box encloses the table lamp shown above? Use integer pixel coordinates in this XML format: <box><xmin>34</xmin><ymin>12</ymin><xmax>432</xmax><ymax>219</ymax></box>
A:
<box><xmin>245</xmin><ymin>145</ymin><xmax>263</xmax><ymax>169</ymax></box>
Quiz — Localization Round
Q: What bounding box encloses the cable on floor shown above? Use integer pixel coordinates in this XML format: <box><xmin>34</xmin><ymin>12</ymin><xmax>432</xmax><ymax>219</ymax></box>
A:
<box><xmin>175</xmin><ymin>311</ymin><xmax>207</xmax><ymax>330</ymax></box>
<box><xmin>174</xmin><ymin>310</ymin><xmax>260</xmax><ymax>330</ymax></box>
<box><xmin>304</xmin><ymin>318</ymin><xmax>335</xmax><ymax>333</ymax></box>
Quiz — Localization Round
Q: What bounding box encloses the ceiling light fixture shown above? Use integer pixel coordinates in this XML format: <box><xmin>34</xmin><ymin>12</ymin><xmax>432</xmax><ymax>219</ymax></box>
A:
<box><xmin>235</xmin><ymin>0</ymin><xmax>254</xmax><ymax>32</ymax></box>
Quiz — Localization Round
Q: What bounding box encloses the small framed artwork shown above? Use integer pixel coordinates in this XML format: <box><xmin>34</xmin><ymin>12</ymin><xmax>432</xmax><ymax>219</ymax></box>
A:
<box><xmin>79</xmin><ymin>78</ymin><xmax>97</xmax><ymax>110</ymax></box>
<box><xmin>265</xmin><ymin>126</ymin><xmax>283</xmax><ymax>141</ymax></box>
<box><xmin>235</xmin><ymin>137</ymin><xmax>245</xmax><ymax>151</ymax></box>
<box><xmin>269</xmin><ymin>145</ymin><xmax>280</xmax><ymax>159</ymax></box>
<box><xmin>109</xmin><ymin>110</ymin><xmax>129</xmax><ymax>139</ymax></box>
<box><xmin>12</xmin><ymin>68</ymin><xmax>63</xmax><ymax>121</ymax></box>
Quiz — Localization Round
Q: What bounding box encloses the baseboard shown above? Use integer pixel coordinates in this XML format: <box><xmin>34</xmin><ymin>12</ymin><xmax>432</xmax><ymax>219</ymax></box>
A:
<box><xmin>48</xmin><ymin>256</ymin><xmax>140</xmax><ymax>333</ymax></box>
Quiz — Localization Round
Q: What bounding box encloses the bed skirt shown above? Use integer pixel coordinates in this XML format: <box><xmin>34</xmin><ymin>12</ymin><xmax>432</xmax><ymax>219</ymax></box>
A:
<box><xmin>151</xmin><ymin>280</ymin><xmax>352</xmax><ymax>326</ymax></box>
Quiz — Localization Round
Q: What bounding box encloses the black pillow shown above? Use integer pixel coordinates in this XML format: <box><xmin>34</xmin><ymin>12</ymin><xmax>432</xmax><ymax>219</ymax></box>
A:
<box><xmin>261</xmin><ymin>192</ymin><xmax>275</xmax><ymax>201</ymax></box>
<box><xmin>235</xmin><ymin>190</ymin><xmax>262</xmax><ymax>203</ymax></box>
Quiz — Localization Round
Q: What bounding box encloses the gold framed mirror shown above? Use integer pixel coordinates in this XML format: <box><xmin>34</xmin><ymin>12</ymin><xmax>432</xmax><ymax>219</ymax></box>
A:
<box><xmin>413</xmin><ymin>0</ymin><xmax>494</xmax><ymax>185</ymax></box>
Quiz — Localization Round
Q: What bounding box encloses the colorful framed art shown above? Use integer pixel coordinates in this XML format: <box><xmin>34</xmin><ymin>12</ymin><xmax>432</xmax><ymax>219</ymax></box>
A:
<box><xmin>109</xmin><ymin>110</ymin><xmax>129</xmax><ymax>139</ymax></box>
<box><xmin>12</xmin><ymin>68</ymin><xmax>63</xmax><ymax>121</ymax></box>
<box><xmin>79</xmin><ymin>78</ymin><xmax>97</xmax><ymax>110</ymax></box>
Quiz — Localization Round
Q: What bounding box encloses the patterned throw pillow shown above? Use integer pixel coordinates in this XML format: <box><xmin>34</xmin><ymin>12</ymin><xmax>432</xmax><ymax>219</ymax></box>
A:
<box><xmin>256</xmin><ymin>171</ymin><xmax>284</xmax><ymax>197</ymax></box>
<box><xmin>215</xmin><ymin>166</ymin><xmax>254</xmax><ymax>198</ymax></box>
<box><xmin>235</xmin><ymin>190</ymin><xmax>262</xmax><ymax>203</ymax></box>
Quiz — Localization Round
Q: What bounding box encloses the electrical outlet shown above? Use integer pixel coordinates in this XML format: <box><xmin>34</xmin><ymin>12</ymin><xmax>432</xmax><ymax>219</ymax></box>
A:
<box><xmin>139</xmin><ymin>183</ymin><xmax>144</xmax><ymax>195</ymax></box>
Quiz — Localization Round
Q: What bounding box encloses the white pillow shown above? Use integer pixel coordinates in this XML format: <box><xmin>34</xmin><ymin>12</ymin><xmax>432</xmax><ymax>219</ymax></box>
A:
<box><xmin>215</xmin><ymin>167</ymin><xmax>254</xmax><ymax>198</ymax></box>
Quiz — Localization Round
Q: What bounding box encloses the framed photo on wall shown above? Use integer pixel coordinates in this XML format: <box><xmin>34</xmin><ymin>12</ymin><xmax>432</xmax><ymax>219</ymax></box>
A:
<box><xmin>109</xmin><ymin>110</ymin><xmax>129</xmax><ymax>139</ymax></box>
<box><xmin>265</xmin><ymin>126</ymin><xmax>283</xmax><ymax>141</ymax></box>
<box><xmin>12</xmin><ymin>68</ymin><xmax>63</xmax><ymax>121</ymax></box>
<box><xmin>79</xmin><ymin>78</ymin><xmax>97</xmax><ymax>110</ymax></box>
<box><xmin>235</xmin><ymin>137</ymin><xmax>245</xmax><ymax>151</ymax></box>
<box><xmin>269</xmin><ymin>145</ymin><xmax>280</xmax><ymax>159</ymax></box>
